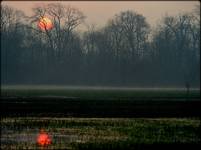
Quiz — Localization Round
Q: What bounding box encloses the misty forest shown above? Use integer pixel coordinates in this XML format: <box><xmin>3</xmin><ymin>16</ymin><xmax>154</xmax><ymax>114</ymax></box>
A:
<box><xmin>1</xmin><ymin>4</ymin><xmax>200</xmax><ymax>87</ymax></box>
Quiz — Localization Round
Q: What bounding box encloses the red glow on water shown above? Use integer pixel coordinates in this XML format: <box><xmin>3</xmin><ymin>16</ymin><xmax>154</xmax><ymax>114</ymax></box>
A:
<box><xmin>37</xmin><ymin>130</ymin><xmax>52</xmax><ymax>146</ymax></box>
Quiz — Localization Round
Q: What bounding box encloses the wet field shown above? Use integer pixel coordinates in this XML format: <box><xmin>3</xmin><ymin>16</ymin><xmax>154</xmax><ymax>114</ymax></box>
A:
<box><xmin>1</xmin><ymin>118</ymin><xmax>200</xmax><ymax>149</ymax></box>
<box><xmin>1</xmin><ymin>86</ymin><xmax>200</xmax><ymax>149</ymax></box>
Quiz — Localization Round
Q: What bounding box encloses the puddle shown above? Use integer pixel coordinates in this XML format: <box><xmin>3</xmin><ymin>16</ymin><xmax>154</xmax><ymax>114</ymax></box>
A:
<box><xmin>1</xmin><ymin>128</ymin><xmax>80</xmax><ymax>145</ymax></box>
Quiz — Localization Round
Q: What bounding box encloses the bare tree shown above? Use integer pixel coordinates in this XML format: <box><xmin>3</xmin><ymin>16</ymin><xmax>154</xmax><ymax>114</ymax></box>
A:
<box><xmin>1</xmin><ymin>5</ymin><xmax>26</xmax><ymax>83</ymax></box>
<box><xmin>1</xmin><ymin>4</ymin><xmax>199</xmax><ymax>86</ymax></box>
<box><xmin>111</xmin><ymin>11</ymin><xmax>150</xmax><ymax>62</ymax></box>
<box><xmin>152</xmin><ymin>11</ymin><xmax>200</xmax><ymax>86</ymax></box>
<box><xmin>46</xmin><ymin>3</ymin><xmax>85</xmax><ymax>58</ymax></box>
<box><xmin>29</xmin><ymin>3</ymin><xmax>85</xmax><ymax>69</ymax></box>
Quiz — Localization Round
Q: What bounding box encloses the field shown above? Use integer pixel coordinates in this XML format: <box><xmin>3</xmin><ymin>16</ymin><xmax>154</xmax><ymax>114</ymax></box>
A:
<box><xmin>1</xmin><ymin>86</ymin><xmax>200</xmax><ymax>99</ymax></box>
<box><xmin>1</xmin><ymin>86</ymin><xmax>201</xmax><ymax>149</ymax></box>
<box><xmin>1</xmin><ymin>117</ymin><xmax>200</xmax><ymax>150</ymax></box>
<box><xmin>1</xmin><ymin>86</ymin><xmax>200</xmax><ymax>117</ymax></box>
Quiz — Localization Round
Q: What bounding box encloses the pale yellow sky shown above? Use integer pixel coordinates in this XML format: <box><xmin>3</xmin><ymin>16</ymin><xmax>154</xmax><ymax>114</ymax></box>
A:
<box><xmin>2</xmin><ymin>1</ymin><xmax>200</xmax><ymax>30</ymax></box>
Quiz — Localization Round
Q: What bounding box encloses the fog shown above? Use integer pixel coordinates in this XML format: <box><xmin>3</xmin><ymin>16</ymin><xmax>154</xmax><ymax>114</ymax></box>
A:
<box><xmin>1</xmin><ymin>3</ymin><xmax>200</xmax><ymax>88</ymax></box>
<box><xmin>2</xmin><ymin>85</ymin><xmax>200</xmax><ymax>92</ymax></box>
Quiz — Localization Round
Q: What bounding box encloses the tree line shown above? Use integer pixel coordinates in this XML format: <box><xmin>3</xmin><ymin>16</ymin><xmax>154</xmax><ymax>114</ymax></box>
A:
<box><xmin>1</xmin><ymin>4</ymin><xmax>200</xmax><ymax>87</ymax></box>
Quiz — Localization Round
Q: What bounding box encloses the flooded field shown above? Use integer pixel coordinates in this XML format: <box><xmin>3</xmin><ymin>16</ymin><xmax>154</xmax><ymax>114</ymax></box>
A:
<box><xmin>1</xmin><ymin>87</ymin><xmax>200</xmax><ymax>149</ymax></box>
<box><xmin>1</xmin><ymin>117</ymin><xmax>200</xmax><ymax>149</ymax></box>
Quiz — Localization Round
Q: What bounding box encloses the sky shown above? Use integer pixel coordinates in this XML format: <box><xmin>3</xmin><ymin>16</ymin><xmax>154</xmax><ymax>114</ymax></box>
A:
<box><xmin>2</xmin><ymin>1</ymin><xmax>200</xmax><ymax>30</ymax></box>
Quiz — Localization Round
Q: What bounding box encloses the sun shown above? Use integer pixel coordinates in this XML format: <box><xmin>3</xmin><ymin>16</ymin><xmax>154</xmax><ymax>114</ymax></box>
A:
<box><xmin>37</xmin><ymin>129</ymin><xmax>52</xmax><ymax>146</ymax></box>
<box><xmin>38</xmin><ymin>17</ymin><xmax>53</xmax><ymax>31</ymax></box>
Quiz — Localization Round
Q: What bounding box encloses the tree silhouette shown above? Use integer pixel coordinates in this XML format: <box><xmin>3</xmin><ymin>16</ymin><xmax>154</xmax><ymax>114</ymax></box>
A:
<box><xmin>1</xmin><ymin>4</ymin><xmax>200</xmax><ymax>87</ymax></box>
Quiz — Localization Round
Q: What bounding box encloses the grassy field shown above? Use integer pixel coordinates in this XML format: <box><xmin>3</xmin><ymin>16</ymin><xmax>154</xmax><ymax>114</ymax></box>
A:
<box><xmin>1</xmin><ymin>86</ymin><xmax>200</xmax><ymax>149</ymax></box>
<box><xmin>1</xmin><ymin>117</ymin><xmax>200</xmax><ymax>150</ymax></box>
<box><xmin>1</xmin><ymin>86</ymin><xmax>200</xmax><ymax>117</ymax></box>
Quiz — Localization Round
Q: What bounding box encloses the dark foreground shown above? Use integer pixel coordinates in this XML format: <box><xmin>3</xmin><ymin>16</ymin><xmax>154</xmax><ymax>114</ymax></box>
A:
<box><xmin>1</xmin><ymin>117</ymin><xmax>201</xmax><ymax>150</ymax></box>
<box><xmin>1</xmin><ymin>88</ymin><xmax>200</xmax><ymax>149</ymax></box>
<box><xmin>1</xmin><ymin>87</ymin><xmax>200</xmax><ymax>117</ymax></box>
<box><xmin>1</xmin><ymin>97</ymin><xmax>200</xmax><ymax>117</ymax></box>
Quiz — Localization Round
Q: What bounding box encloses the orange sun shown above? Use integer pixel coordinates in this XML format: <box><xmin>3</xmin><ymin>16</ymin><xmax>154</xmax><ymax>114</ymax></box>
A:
<box><xmin>38</xmin><ymin>17</ymin><xmax>53</xmax><ymax>31</ymax></box>
<box><xmin>37</xmin><ymin>130</ymin><xmax>52</xmax><ymax>146</ymax></box>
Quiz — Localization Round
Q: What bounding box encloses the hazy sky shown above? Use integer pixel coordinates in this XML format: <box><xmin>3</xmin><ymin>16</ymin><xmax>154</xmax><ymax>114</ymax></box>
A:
<box><xmin>2</xmin><ymin>1</ymin><xmax>199</xmax><ymax>30</ymax></box>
